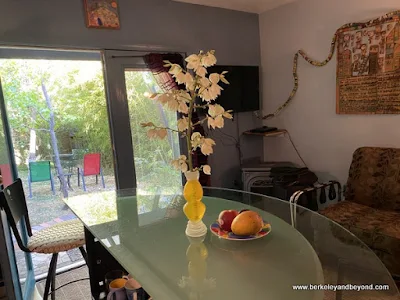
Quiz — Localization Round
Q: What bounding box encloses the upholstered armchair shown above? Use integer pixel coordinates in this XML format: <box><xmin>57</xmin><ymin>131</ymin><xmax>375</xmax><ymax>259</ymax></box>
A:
<box><xmin>321</xmin><ymin>147</ymin><xmax>400</xmax><ymax>278</ymax></box>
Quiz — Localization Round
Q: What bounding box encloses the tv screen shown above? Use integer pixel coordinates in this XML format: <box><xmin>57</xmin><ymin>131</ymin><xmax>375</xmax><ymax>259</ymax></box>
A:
<box><xmin>207</xmin><ymin>65</ymin><xmax>260</xmax><ymax>113</ymax></box>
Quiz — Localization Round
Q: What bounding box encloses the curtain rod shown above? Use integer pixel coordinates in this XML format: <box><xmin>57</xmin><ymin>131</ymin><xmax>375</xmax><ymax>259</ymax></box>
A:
<box><xmin>111</xmin><ymin>53</ymin><xmax>187</xmax><ymax>59</ymax></box>
<box><xmin>111</xmin><ymin>55</ymin><xmax>145</xmax><ymax>58</ymax></box>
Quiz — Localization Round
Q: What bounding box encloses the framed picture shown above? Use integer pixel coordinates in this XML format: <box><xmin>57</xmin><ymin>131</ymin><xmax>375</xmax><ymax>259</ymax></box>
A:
<box><xmin>83</xmin><ymin>0</ymin><xmax>120</xmax><ymax>29</ymax></box>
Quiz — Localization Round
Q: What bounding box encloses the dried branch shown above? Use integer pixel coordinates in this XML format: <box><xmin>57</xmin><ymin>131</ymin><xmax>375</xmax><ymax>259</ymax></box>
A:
<box><xmin>27</xmin><ymin>105</ymin><xmax>49</xmax><ymax>123</ymax></box>
<box><xmin>36</xmin><ymin>109</ymin><xmax>49</xmax><ymax>123</ymax></box>
<box><xmin>194</xmin><ymin>104</ymin><xmax>209</xmax><ymax>109</ymax></box>
<box><xmin>153</xmin><ymin>126</ymin><xmax>180</xmax><ymax>133</ymax></box>
<box><xmin>191</xmin><ymin>117</ymin><xmax>208</xmax><ymax>127</ymax></box>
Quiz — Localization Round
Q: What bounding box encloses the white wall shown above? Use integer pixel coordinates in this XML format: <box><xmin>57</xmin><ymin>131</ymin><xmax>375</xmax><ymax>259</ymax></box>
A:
<box><xmin>259</xmin><ymin>0</ymin><xmax>400</xmax><ymax>184</ymax></box>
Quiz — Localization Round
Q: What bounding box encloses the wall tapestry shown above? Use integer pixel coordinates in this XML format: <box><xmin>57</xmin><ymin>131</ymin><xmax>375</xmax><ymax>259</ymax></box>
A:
<box><xmin>83</xmin><ymin>0</ymin><xmax>120</xmax><ymax>29</ymax></box>
<box><xmin>257</xmin><ymin>10</ymin><xmax>400</xmax><ymax>119</ymax></box>
<box><xmin>337</xmin><ymin>13</ymin><xmax>400</xmax><ymax>114</ymax></box>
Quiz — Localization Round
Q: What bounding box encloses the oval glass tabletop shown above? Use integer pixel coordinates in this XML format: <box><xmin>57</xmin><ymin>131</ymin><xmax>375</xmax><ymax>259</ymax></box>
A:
<box><xmin>64</xmin><ymin>188</ymin><xmax>400</xmax><ymax>300</ymax></box>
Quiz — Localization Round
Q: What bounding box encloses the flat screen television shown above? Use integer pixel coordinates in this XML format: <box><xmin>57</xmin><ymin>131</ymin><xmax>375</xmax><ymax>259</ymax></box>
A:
<box><xmin>206</xmin><ymin>65</ymin><xmax>260</xmax><ymax>113</ymax></box>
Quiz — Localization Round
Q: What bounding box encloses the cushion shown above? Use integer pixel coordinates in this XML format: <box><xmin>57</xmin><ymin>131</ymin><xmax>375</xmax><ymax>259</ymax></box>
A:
<box><xmin>321</xmin><ymin>201</ymin><xmax>400</xmax><ymax>276</ymax></box>
<box><xmin>346</xmin><ymin>147</ymin><xmax>400</xmax><ymax>211</ymax></box>
<box><xmin>28</xmin><ymin>219</ymin><xmax>85</xmax><ymax>254</ymax></box>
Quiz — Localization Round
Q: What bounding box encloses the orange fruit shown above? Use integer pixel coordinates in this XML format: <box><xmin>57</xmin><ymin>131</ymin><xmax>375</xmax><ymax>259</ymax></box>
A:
<box><xmin>231</xmin><ymin>211</ymin><xmax>263</xmax><ymax>236</ymax></box>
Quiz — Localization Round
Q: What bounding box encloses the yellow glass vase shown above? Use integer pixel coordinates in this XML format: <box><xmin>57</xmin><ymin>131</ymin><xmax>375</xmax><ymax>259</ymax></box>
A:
<box><xmin>183</xmin><ymin>171</ymin><xmax>207</xmax><ymax>237</ymax></box>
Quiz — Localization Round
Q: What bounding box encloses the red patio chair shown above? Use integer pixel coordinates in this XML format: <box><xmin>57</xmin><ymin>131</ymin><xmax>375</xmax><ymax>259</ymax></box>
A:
<box><xmin>77</xmin><ymin>153</ymin><xmax>105</xmax><ymax>191</ymax></box>
<box><xmin>0</xmin><ymin>164</ymin><xmax>13</xmax><ymax>188</ymax></box>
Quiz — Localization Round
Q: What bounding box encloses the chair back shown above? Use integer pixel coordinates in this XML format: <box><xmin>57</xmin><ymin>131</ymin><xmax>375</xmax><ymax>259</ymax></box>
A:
<box><xmin>345</xmin><ymin>147</ymin><xmax>400</xmax><ymax>211</ymax></box>
<box><xmin>0</xmin><ymin>179</ymin><xmax>32</xmax><ymax>252</ymax></box>
<box><xmin>0</xmin><ymin>164</ymin><xmax>13</xmax><ymax>188</ymax></box>
<box><xmin>29</xmin><ymin>161</ymin><xmax>52</xmax><ymax>182</ymax></box>
<box><xmin>83</xmin><ymin>153</ymin><xmax>101</xmax><ymax>176</ymax></box>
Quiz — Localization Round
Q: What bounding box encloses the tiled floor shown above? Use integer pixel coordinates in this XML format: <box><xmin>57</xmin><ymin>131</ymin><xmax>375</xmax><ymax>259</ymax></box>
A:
<box><xmin>36</xmin><ymin>265</ymin><xmax>91</xmax><ymax>300</ymax></box>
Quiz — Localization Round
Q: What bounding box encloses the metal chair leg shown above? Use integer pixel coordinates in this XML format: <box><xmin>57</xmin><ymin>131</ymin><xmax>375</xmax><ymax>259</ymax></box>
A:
<box><xmin>50</xmin><ymin>253</ymin><xmax>58</xmax><ymax>300</ymax></box>
<box><xmin>43</xmin><ymin>253</ymin><xmax>58</xmax><ymax>300</ymax></box>
<box><xmin>96</xmin><ymin>175</ymin><xmax>98</xmax><ymax>185</ymax></box>
<box><xmin>101</xmin><ymin>168</ymin><xmax>105</xmax><ymax>188</ymax></box>
<box><xmin>77</xmin><ymin>167</ymin><xmax>80</xmax><ymax>187</ymax></box>
<box><xmin>50</xmin><ymin>175</ymin><xmax>55</xmax><ymax>196</ymax></box>
<box><xmin>28</xmin><ymin>175</ymin><xmax>32</xmax><ymax>198</ymax></box>
<box><xmin>81</xmin><ymin>171</ymin><xmax>87</xmax><ymax>192</ymax></box>
<box><xmin>67</xmin><ymin>175</ymin><xmax>72</xmax><ymax>189</ymax></box>
<box><xmin>79</xmin><ymin>246</ymin><xmax>88</xmax><ymax>264</ymax></box>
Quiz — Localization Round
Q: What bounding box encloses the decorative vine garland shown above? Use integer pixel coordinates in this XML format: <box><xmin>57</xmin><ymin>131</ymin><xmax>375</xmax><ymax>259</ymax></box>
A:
<box><xmin>258</xmin><ymin>10</ymin><xmax>400</xmax><ymax>120</ymax></box>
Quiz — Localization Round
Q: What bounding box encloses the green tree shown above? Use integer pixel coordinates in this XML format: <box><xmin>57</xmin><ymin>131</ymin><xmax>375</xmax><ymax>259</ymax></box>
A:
<box><xmin>0</xmin><ymin>60</ymin><xmax>181</xmax><ymax>194</ymax></box>
<box><xmin>125</xmin><ymin>71</ymin><xmax>181</xmax><ymax>192</ymax></box>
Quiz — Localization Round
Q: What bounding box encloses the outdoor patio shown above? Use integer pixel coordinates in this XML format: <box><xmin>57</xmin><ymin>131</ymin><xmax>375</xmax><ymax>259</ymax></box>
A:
<box><xmin>15</xmin><ymin>169</ymin><xmax>116</xmax><ymax>279</ymax></box>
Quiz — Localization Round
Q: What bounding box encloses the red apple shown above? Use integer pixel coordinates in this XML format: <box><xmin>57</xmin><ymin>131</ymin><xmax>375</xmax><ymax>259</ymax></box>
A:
<box><xmin>218</xmin><ymin>210</ymin><xmax>239</xmax><ymax>232</ymax></box>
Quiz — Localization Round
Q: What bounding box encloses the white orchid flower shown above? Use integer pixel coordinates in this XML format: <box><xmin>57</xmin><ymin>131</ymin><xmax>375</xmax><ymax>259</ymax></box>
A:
<box><xmin>177</xmin><ymin>117</ymin><xmax>189</xmax><ymax>132</ymax></box>
<box><xmin>191</xmin><ymin>132</ymin><xmax>203</xmax><ymax>148</ymax></box>
<box><xmin>201</xmin><ymin>51</ymin><xmax>217</xmax><ymax>67</ymax></box>
<box><xmin>203</xmin><ymin>165</ymin><xmax>211</xmax><ymax>175</ymax></box>
<box><xmin>201</xmin><ymin>138</ymin><xmax>216</xmax><ymax>156</ymax></box>
<box><xmin>167</xmin><ymin>99</ymin><xmax>179</xmax><ymax>111</ymax></box>
<box><xmin>208</xmin><ymin>104</ymin><xmax>224</xmax><ymax>117</ymax></box>
<box><xmin>147</xmin><ymin>128</ymin><xmax>167</xmax><ymax>139</ymax></box>
<box><xmin>178</xmin><ymin>102</ymin><xmax>189</xmax><ymax>114</ymax></box>
<box><xmin>168</xmin><ymin>64</ymin><xmax>182</xmax><ymax>76</ymax></box>
<box><xmin>185</xmin><ymin>54</ymin><xmax>201</xmax><ymax>70</ymax></box>
<box><xmin>171</xmin><ymin>155</ymin><xmax>188</xmax><ymax>172</ymax></box>
<box><xmin>196</xmin><ymin>66</ymin><xmax>207</xmax><ymax>77</ymax></box>
<box><xmin>209</xmin><ymin>83</ymin><xmax>222</xmax><ymax>97</ymax></box>
<box><xmin>156</xmin><ymin>128</ymin><xmax>168</xmax><ymax>139</ymax></box>
<box><xmin>220</xmin><ymin>71</ymin><xmax>230</xmax><ymax>84</ymax></box>
<box><xmin>147</xmin><ymin>128</ymin><xmax>157</xmax><ymax>138</ymax></box>
<box><xmin>199</xmin><ymin>89</ymin><xmax>212</xmax><ymax>102</ymax></box>
<box><xmin>223</xmin><ymin>111</ymin><xmax>233</xmax><ymax>119</ymax></box>
<box><xmin>177</xmin><ymin>91</ymin><xmax>191</xmax><ymax>103</ymax></box>
<box><xmin>209</xmin><ymin>73</ymin><xmax>220</xmax><ymax>84</ymax></box>
<box><xmin>200</xmin><ymin>77</ymin><xmax>210</xmax><ymax>88</ymax></box>
<box><xmin>174</xmin><ymin>72</ymin><xmax>186</xmax><ymax>85</ymax></box>
<box><xmin>184</xmin><ymin>73</ymin><xmax>194</xmax><ymax>90</ymax></box>
<box><xmin>208</xmin><ymin>115</ymin><xmax>224</xmax><ymax>129</ymax></box>
<box><xmin>143</xmin><ymin>51</ymin><xmax>230</xmax><ymax>175</ymax></box>
<box><xmin>157</xmin><ymin>93</ymin><xmax>172</xmax><ymax>105</ymax></box>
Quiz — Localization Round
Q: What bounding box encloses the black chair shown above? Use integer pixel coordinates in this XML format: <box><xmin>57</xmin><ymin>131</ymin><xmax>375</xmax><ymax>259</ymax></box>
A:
<box><xmin>0</xmin><ymin>179</ymin><xmax>87</xmax><ymax>300</ymax></box>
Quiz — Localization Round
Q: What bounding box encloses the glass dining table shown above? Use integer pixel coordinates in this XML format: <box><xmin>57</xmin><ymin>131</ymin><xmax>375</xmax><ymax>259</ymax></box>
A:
<box><xmin>64</xmin><ymin>187</ymin><xmax>400</xmax><ymax>300</ymax></box>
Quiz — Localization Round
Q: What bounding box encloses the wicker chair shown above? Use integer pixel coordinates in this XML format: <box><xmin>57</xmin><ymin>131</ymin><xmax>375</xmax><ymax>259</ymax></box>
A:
<box><xmin>0</xmin><ymin>179</ymin><xmax>87</xmax><ymax>300</ymax></box>
<box><xmin>320</xmin><ymin>147</ymin><xmax>400</xmax><ymax>278</ymax></box>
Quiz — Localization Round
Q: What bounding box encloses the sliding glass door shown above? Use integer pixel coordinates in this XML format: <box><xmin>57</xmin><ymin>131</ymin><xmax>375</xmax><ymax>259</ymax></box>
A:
<box><xmin>102</xmin><ymin>50</ymin><xmax>182</xmax><ymax>195</ymax></box>
<box><xmin>0</xmin><ymin>78</ymin><xmax>34</xmax><ymax>300</ymax></box>
<box><xmin>0</xmin><ymin>48</ymin><xmax>113</xmax><ymax>299</ymax></box>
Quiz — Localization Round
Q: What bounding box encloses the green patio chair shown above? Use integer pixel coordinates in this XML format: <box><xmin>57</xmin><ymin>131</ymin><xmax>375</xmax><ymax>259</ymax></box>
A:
<box><xmin>28</xmin><ymin>161</ymin><xmax>55</xmax><ymax>198</ymax></box>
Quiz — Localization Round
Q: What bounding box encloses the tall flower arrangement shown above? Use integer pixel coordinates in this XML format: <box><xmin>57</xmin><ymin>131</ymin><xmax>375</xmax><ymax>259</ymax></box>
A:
<box><xmin>141</xmin><ymin>50</ymin><xmax>232</xmax><ymax>176</ymax></box>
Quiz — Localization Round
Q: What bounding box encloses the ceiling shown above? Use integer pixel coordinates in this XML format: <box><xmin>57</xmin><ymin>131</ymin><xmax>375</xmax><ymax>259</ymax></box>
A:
<box><xmin>173</xmin><ymin>0</ymin><xmax>297</xmax><ymax>14</ymax></box>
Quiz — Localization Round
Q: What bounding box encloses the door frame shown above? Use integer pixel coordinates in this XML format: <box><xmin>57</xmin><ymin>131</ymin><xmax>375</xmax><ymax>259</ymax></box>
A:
<box><xmin>0</xmin><ymin>46</ymin><xmax>187</xmax><ymax>299</ymax></box>
<box><xmin>0</xmin><ymin>78</ymin><xmax>34</xmax><ymax>300</ymax></box>
<box><xmin>102</xmin><ymin>50</ymin><xmax>187</xmax><ymax>190</ymax></box>
<box><xmin>101</xmin><ymin>50</ymin><xmax>140</xmax><ymax>190</ymax></box>
<box><xmin>0</xmin><ymin>48</ymin><xmax>103</xmax><ymax>300</ymax></box>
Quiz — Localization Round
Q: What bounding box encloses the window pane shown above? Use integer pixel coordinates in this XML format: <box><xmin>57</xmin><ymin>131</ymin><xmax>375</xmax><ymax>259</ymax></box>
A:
<box><xmin>125</xmin><ymin>70</ymin><xmax>181</xmax><ymax>205</ymax></box>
